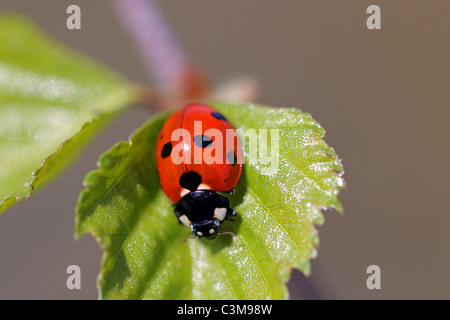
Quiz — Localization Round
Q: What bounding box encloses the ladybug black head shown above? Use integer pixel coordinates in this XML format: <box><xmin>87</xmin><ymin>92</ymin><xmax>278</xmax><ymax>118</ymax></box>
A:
<box><xmin>191</xmin><ymin>218</ymin><xmax>221</xmax><ymax>238</ymax></box>
<box><xmin>174</xmin><ymin>190</ymin><xmax>237</xmax><ymax>238</ymax></box>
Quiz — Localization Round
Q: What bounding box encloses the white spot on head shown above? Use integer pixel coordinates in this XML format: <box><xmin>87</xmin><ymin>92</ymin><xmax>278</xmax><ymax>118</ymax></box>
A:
<box><xmin>196</xmin><ymin>231</ymin><xmax>203</xmax><ymax>236</ymax></box>
<box><xmin>197</xmin><ymin>183</ymin><xmax>211</xmax><ymax>190</ymax></box>
<box><xmin>179</xmin><ymin>215</ymin><xmax>191</xmax><ymax>227</ymax></box>
<box><xmin>209</xmin><ymin>228</ymin><xmax>215</xmax><ymax>234</ymax></box>
<box><xmin>214</xmin><ymin>207</ymin><xmax>227</xmax><ymax>221</ymax></box>
<box><xmin>180</xmin><ymin>189</ymin><xmax>190</xmax><ymax>198</ymax></box>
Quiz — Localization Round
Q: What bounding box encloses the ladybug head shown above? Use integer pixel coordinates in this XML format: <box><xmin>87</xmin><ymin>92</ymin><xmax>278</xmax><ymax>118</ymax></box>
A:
<box><xmin>174</xmin><ymin>190</ymin><xmax>237</xmax><ymax>239</ymax></box>
<box><xmin>191</xmin><ymin>218</ymin><xmax>221</xmax><ymax>238</ymax></box>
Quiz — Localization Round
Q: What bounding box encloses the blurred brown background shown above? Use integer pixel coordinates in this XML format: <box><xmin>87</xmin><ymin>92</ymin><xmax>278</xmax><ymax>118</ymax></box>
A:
<box><xmin>0</xmin><ymin>0</ymin><xmax>448</xmax><ymax>299</ymax></box>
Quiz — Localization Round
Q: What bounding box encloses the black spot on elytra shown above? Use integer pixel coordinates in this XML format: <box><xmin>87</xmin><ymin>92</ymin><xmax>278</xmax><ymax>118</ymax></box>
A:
<box><xmin>179</xmin><ymin>171</ymin><xmax>202</xmax><ymax>191</ymax></box>
<box><xmin>193</xmin><ymin>135</ymin><xmax>213</xmax><ymax>148</ymax></box>
<box><xmin>227</xmin><ymin>150</ymin><xmax>237</xmax><ymax>166</ymax></box>
<box><xmin>211</xmin><ymin>111</ymin><xmax>227</xmax><ymax>121</ymax></box>
<box><xmin>161</xmin><ymin>142</ymin><xmax>172</xmax><ymax>158</ymax></box>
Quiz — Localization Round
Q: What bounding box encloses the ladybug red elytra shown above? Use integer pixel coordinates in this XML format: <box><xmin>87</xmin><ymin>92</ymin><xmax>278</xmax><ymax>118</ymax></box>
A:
<box><xmin>156</xmin><ymin>103</ymin><xmax>242</xmax><ymax>238</ymax></box>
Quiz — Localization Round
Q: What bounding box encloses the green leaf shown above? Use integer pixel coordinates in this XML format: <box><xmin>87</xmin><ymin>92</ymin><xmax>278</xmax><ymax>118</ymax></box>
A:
<box><xmin>0</xmin><ymin>13</ymin><xmax>139</xmax><ymax>213</ymax></box>
<box><xmin>76</xmin><ymin>102</ymin><xmax>345</xmax><ymax>300</ymax></box>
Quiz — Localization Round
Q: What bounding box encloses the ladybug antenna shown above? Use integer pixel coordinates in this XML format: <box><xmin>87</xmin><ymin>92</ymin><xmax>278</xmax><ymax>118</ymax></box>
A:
<box><xmin>183</xmin><ymin>236</ymin><xmax>199</xmax><ymax>243</ymax></box>
<box><xmin>216</xmin><ymin>231</ymin><xmax>235</xmax><ymax>238</ymax></box>
<box><xmin>183</xmin><ymin>232</ymin><xmax>234</xmax><ymax>242</ymax></box>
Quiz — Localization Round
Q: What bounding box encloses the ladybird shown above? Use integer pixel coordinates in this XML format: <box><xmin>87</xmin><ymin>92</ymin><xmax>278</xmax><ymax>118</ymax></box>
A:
<box><xmin>156</xmin><ymin>103</ymin><xmax>242</xmax><ymax>238</ymax></box>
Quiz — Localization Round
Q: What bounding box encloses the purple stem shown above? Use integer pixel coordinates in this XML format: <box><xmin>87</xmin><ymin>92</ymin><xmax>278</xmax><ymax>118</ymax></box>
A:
<box><xmin>111</xmin><ymin>0</ymin><xmax>189</xmax><ymax>90</ymax></box>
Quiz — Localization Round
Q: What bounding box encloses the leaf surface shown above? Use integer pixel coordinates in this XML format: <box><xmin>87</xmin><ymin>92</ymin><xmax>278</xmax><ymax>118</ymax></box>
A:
<box><xmin>76</xmin><ymin>102</ymin><xmax>345</xmax><ymax>299</ymax></box>
<box><xmin>0</xmin><ymin>14</ymin><xmax>139</xmax><ymax>213</ymax></box>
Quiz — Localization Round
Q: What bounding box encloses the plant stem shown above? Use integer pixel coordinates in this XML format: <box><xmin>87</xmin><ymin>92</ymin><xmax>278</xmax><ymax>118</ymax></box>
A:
<box><xmin>111</xmin><ymin>0</ymin><xmax>208</xmax><ymax>99</ymax></box>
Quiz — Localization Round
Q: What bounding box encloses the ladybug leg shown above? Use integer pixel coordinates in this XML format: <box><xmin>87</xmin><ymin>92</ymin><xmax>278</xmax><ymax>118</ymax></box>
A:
<box><xmin>223</xmin><ymin>188</ymin><xmax>235</xmax><ymax>194</ymax></box>
<box><xmin>225</xmin><ymin>208</ymin><xmax>237</xmax><ymax>221</ymax></box>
